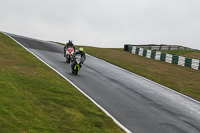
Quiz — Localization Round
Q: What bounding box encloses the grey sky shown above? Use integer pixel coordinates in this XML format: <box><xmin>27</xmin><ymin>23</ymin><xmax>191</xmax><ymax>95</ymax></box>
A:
<box><xmin>1</xmin><ymin>0</ymin><xmax>200</xmax><ymax>49</ymax></box>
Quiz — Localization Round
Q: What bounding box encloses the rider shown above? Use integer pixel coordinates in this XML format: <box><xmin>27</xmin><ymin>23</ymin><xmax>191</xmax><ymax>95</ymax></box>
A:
<box><xmin>64</xmin><ymin>40</ymin><xmax>75</xmax><ymax>57</ymax></box>
<box><xmin>71</xmin><ymin>47</ymin><xmax>86</xmax><ymax>64</ymax></box>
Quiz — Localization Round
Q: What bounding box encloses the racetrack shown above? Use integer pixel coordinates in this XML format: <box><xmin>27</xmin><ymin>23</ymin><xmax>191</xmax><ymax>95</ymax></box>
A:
<box><xmin>4</xmin><ymin>32</ymin><xmax>200</xmax><ymax>133</ymax></box>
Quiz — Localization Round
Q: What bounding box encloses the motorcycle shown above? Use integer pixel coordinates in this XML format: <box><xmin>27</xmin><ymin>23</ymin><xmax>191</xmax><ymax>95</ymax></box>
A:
<box><xmin>65</xmin><ymin>47</ymin><xmax>74</xmax><ymax>63</ymax></box>
<box><xmin>70</xmin><ymin>54</ymin><xmax>84</xmax><ymax>75</ymax></box>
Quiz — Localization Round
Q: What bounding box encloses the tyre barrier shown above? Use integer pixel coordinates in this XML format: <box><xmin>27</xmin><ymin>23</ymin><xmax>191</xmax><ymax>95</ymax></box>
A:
<box><xmin>125</xmin><ymin>45</ymin><xmax>200</xmax><ymax>70</ymax></box>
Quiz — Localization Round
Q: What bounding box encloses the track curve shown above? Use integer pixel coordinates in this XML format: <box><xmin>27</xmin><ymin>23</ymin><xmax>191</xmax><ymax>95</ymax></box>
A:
<box><xmin>4</xmin><ymin>32</ymin><xmax>200</xmax><ymax>133</ymax></box>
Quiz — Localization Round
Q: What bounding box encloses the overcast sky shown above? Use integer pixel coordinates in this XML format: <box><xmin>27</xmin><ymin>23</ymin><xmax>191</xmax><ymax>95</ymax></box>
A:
<box><xmin>1</xmin><ymin>0</ymin><xmax>200</xmax><ymax>49</ymax></box>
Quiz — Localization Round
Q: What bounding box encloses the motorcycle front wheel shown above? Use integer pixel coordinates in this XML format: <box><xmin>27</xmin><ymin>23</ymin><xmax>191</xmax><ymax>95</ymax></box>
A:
<box><xmin>74</xmin><ymin>69</ymin><xmax>78</xmax><ymax>75</ymax></box>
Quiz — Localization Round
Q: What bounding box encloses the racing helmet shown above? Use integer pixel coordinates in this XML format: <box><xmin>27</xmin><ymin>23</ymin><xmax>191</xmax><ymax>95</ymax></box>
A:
<box><xmin>79</xmin><ymin>47</ymin><xmax>84</xmax><ymax>52</ymax></box>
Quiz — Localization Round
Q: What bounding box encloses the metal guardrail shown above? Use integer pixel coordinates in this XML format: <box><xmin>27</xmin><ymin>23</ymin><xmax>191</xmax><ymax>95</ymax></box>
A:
<box><xmin>124</xmin><ymin>45</ymin><xmax>200</xmax><ymax>70</ymax></box>
<box><xmin>124</xmin><ymin>44</ymin><xmax>198</xmax><ymax>51</ymax></box>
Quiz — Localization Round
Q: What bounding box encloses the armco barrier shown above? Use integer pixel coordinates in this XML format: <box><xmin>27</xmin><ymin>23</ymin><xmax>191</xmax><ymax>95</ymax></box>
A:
<box><xmin>124</xmin><ymin>44</ymin><xmax>197</xmax><ymax>50</ymax></box>
<box><xmin>124</xmin><ymin>45</ymin><xmax>200</xmax><ymax>70</ymax></box>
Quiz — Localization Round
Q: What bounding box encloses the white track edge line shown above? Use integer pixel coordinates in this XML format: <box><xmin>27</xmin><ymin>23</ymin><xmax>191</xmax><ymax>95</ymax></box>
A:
<box><xmin>86</xmin><ymin>54</ymin><xmax>200</xmax><ymax>104</ymax></box>
<box><xmin>2</xmin><ymin>32</ymin><xmax>132</xmax><ymax>133</ymax></box>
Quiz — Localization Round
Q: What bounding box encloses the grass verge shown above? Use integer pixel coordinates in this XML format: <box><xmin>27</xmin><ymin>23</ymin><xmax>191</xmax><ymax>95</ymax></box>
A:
<box><xmin>0</xmin><ymin>33</ymin><xmax>125</xmax><ymax>133</ymax></box>
<box><xmin>73</xmin><ymin>46</ymin><xmax>200</xmax><ymax>102</ymax></box>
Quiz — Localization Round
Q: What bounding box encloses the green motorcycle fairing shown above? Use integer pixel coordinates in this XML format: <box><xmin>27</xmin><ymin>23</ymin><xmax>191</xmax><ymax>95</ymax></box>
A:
<box><xmin>74</xmin><ymin>64</ymin><xmax>80</xmax><ymax>70</ymax></box>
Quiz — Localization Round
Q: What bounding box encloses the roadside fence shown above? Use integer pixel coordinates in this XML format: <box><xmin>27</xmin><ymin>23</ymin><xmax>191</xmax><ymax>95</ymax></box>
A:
<box><xmin>124</xmin><ymin>44</ymin><xmax>197</xmax><ymax>51</ymax></box>
<box><xmin>124</xmin><ymin>45</ymin><xmax>200</xmax><ymax>70</ymax></box>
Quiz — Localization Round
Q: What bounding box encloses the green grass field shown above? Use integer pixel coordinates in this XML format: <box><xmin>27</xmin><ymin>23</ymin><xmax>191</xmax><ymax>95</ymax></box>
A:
<box><xmin>0</xmin><ymin>33</ymin><xmax>125</xmax><ymax>133</ymax></box>
<box><xmin>73</xmin><ymin>46</ymin><xmax>200</xmax><ymax>102</ymax></box>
